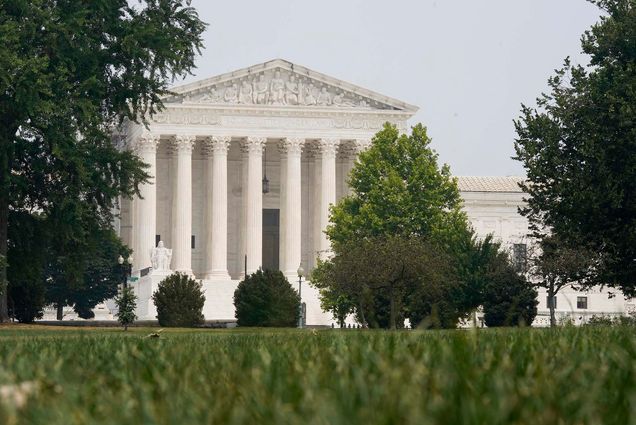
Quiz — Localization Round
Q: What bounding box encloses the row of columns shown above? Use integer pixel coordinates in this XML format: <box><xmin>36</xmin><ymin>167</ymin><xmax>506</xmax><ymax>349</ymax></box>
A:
<box><xmin>131</xmin><ymin>134</ymin><xmax>369</xmax><ymax>280</ymax></box>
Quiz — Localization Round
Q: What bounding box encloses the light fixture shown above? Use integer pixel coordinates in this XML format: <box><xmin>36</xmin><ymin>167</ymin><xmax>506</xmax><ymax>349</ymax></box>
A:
<box><xmin>127</xmin><ymin>254</ymin><xmax>134</xmax><ymax>265</ymax></box>
<box><xmin>297</xmin><ymin>265</ymin><xmax>304</xmax><ymax>278</ymax></box>
<box><xmin>118</xmin><ymin>255</ymin><xmax>124</xmax><ymax>265</ymax></box>
<box><xmin>262</xmin><ymin>145</ymin><xmax>270</xmax><ymax>194</ymax></box>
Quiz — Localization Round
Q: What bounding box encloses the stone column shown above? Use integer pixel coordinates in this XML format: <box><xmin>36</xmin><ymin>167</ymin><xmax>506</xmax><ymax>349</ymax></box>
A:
<box><xmin>171</xmin><ymin>135</ymin><xmax>195</xmax><ymax>275</ymax></box>
<box><xmin>317</xmin><ymin>138</ymin><xmax>339</xmax><ymax>258</ymax></box>
<box><xmin>132</xmin><ymin>133</ymin><xmax>159</xmax><ymax>271</ymax></box>
<box><xmin>241</xmin><ymin>137</ymin><xmax>266</xmax><ymax>274</ymax></box>
<box><xmin>343</xmin><ymin>139</ymin><xmax>371</xmax><ymax>196</ymax></box>
<box><xmin>279</xmin><ymin>138</ymin><xmax>304</xmax><ymax>278</ymax></box>
<box><xmin>203</xmin><ymin>136</ymin><xmax>231</xmax><ymax>280</ymax></box>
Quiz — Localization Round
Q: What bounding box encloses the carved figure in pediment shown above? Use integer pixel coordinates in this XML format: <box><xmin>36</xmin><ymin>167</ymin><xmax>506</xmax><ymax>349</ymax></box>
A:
<box><xmin>253</xmin><ymin>74</ymin><xmax>269</xmax><ymax>104</ymax></box>
<box><xmin>224</xmin><ymin>84</ymin><xmax>238</xmax><ymax>103</ymax></box>
<box><xmin>359</xmin><ymin>99</ymin><xmax>369</xmax><ymax>108</ymax></box>
<box><xmin>269</xmin><ymin>70</ymin><xmax>286</xmax><ymax>105</ymax></box>
<box><xmin>333</xmin><ymin>91</ymin><xmax>356</xmax><ymax>107</ymax></box>
<box><xmin>200</xmin><ymin>87</ymin><xmax>223</xmax><ymax>103</ymax></box>
<box><xmin>303</xmin><ymin>83</ymin><xmax>317</xmax><ymax>106</ymax></box>
<box><xmin>285</xmin><ymin>75</ymin><xmax>299</xmax><ymax>105</ymax></box>
<box><xmin>317</xmin><ymin>87</ymin><xmax>332</xmax><ymax>106</ymax></box>
<box><xmin>239</xmin><ymin>80</ymin><xmax>253</xmax><ymax>104</ymax></box>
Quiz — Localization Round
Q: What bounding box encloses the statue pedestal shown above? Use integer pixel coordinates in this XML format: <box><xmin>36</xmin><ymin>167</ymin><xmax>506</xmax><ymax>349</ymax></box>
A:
<box><xmin>134</xmin><ymin>269</ymin><xmax>172</xmax><ymax>321</ymax></box>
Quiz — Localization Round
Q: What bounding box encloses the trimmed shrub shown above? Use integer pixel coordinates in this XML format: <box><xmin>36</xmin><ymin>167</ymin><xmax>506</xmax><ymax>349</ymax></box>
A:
<box><xmin>234</xmin><ymin>269</ymin><xmax>300</xmax><ymax>327</ymax></box>
<box><xmin>152</xmin><ymin>273</ymin><xmax>205</xmax><ymax>327</ymax></box>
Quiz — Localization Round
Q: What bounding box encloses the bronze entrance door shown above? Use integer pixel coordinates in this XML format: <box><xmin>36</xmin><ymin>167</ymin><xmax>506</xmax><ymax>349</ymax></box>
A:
<box><xmin>262</xmin><ymin>209</ymin><xmax>280</xmax><ymax>271</ymax></box>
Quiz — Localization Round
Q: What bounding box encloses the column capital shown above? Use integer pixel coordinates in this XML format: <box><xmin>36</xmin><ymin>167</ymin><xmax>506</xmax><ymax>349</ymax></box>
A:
<box><xmin>317</xmin><ymin>138</ymin><xmax>340</xmax><ymax>159</ymax></box>
<box><xmin>241</xmin><ymin>137</ymin><xmax>266</xmax><ymax>155</ymax></box>
<box><xmin>278</xmin><ymin>137</ymin><xmax>305</xmax><ymax>157</ymax></box>
<box><xmin>203</xmin><ymin>136</ymin><xmax>231</xmax><ymax>157</ymax></box>
<box><xmin>172</xmin><ymin>135</ymin><xmax>196</xmax><ymax>154</ymax></box>
<box><xmin>354</xmin><ymin>138</ymin><xmax>372</xmax><ymax>153</ymax></box>
<box><xmin>134</xmin><ymin>133</ymin><xmax>160</xmax><ymax>154</ymax></box>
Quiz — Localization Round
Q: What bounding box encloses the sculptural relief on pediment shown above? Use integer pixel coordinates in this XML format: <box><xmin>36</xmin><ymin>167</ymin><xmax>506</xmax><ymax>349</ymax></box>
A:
<box><xmin>169</xmin><ymin>68</ymin><xmax>400</xmax><ymax>111</ymax></box>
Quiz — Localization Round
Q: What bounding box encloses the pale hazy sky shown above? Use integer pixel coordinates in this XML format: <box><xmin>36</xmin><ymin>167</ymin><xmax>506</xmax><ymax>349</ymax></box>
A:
<box><xmin>179</xmin><ymin>0</ymin><xmax>601</xmax><ymax>176</ymax></box>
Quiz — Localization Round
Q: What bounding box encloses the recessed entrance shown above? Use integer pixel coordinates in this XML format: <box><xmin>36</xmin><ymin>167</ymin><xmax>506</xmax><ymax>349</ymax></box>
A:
<box><xmin>262</xmin><ymin>209</ymin><xmax>280</xmax><ymax>271</ymax></box>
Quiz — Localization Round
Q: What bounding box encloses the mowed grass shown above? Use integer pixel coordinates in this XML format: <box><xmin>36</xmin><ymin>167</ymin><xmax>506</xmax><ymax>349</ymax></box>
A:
<box><xmin>0</xmin><ymin>326</ymin><xmax>634</xmax><ymax>424</ymax></box>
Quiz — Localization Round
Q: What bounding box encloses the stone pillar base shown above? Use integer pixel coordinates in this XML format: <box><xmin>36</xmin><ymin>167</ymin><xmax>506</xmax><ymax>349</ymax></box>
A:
<box><xmin>204</xmin><ymin>270</ymin><xmax>232</xmax><ymax>281</ymax></box>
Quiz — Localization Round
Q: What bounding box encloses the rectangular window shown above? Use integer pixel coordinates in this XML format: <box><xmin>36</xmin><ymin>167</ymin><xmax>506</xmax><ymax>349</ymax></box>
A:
<box><xmin>547</xmin><ymin>296</ymin><xmax>557</xmax><ymax>309</ymax></box>
<box><xmin>155</xmin><ymin>234</ymin><xmax>161</xmax><ymax>247</ymax></box>
<box><xmin>577</xmin><ymin>296</ymin><xmax>588</xmax><ymax>309</ymax></box>
<box><xmin>191</xmin><ymin>235</ymin><xmax>196</xmax><ymax>249</ymax></box>
<box><xmin>513</xmin><ymin>243</ymin><xmax>527</xmax><ymax>272</ymax></box>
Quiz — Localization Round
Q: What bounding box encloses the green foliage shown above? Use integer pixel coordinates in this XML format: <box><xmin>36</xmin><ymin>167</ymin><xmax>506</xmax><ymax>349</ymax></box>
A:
<box><xmin>327</xmin><ymin>123</ymin><xmax>469</xmax><ymax>251</ymax></box>
<box><xmin>234</xmin><ymin>269</ymin><xmax>300</xmax><ymax>327</ymax></box>
<box><xmin>114</xmin><ymin>287</ymin><xmax>137</xmax><ymax>330</ymax></box>
<box><xmin>586</xmin><ymin>313</ymin><xmax>636</xmax><ymax>326</ymax></box>
<box><xmin>6</xmin><ymin>211</ymin><xmax>47</xmax><ymax>322</ymax></box>
<box><xmin>152</xmin><ymin>273</ymin><xmax>205</xmax><ymax>327</ymax></box>
<box><xmin>514</xmin><ymin>0</ymin><xmax>636</xmax><ymax>296</ymax></box>
<box><xmin>0</xmin><ymin>0</ymin><xmax>206</xmax><ymax>320</ymax></box>
<box><xmin>312</xmin><ymin>235</ymin><xmax>459</xmax><ymax>329</ymax></box>
<box><xmin>482</xmin><ymin>265</ymin><xmax>538</xmax><ymax>327</ymax></box>
<box><xmin>528</xmin><ymin>236</ymin><xmax>597</xmax><ymax>327</ymax></box>
<box><xmin>317</xmin><ymin>123</ymin><xmax>525</xmax><ymax>329</ymax></box>
<box><xmin>0</xmin><ymin>327</ymin><xmax>635</xmax><ymax>424</ymax></box>
<box><xmin>46</xmin><ymin>225</ymin><xmax>131</xmax><ymax>319</ymax></box>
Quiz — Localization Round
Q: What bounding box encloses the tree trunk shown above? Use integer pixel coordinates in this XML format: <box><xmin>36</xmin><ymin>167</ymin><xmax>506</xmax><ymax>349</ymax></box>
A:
<box><xmin>389</xmin><ymin>287</ymin><xmax>397</xmax><ymax>330</ymax></box>
<box><xmin>56</xmin><ymin>303</ymin><xmax>63</xmax><ymax>321</ymax></box>
<box><xmin>548</xmin><ymin>288</ymin><xmax>556</xmax><ymax>328</ymax></box>
<box><xmin>0</xmin><ymin>130</ymin><xmax>10</xmax><ymax>323</ymax></box>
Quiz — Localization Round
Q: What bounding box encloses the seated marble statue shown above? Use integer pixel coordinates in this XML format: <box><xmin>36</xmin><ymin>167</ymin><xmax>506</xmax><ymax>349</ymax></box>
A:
<box><xmin>150</xmin><ymin>241</ymin><xmax>172</xmax><ymax>271</ymax></box>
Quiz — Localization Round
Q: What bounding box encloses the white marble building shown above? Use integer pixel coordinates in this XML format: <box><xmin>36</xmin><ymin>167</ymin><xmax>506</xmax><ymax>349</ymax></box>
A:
<box><xmin>458</xmin><ymin>176</ymin><xmax>634</xmax><ymax>326</ymax></box>
<box><xmin>117</xmin><ymin>59</ymin><xmax>633</xmax><ymax>326</ymax></box>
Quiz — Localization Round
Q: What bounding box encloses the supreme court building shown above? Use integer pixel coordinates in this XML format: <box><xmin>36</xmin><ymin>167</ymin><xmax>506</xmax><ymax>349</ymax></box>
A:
<box><xmin>116</xmin><ymin>59</ymin><xmax>633</xmax><ymax>326</ymax></box>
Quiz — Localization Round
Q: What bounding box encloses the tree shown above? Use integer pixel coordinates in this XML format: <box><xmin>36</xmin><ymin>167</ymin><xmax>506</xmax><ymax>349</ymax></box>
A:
<box><xmin>310</xmin><ymin>260</ymin><xmax>355</xmax><ymax>328</ymax></box>
<box><xmin>6</xmin><ymin>211</ymin><xmax>47</xmax><ymax>322</ymax></box>
<box><xmin>45</xmin><ymin>224</ymin><xmax>131</xmax><ymax>320</ymax></box>
<box><xmin>327</xmin><ymin>123</ymin><xmax>469</xmax><ymax>251</ymax></box>
<box><xmin>0</xmin><ymin>1</ymin><xmax>206</xmax><ymax>321</ymax></box>
<box><xmin>115</xmin><ymin>286</ymin><xmax>137</xmax><ymax>331</ymax></box>
<box><xmin>528</xmin><ymin>236</ymin><xmax>596</xmax><ymax>327</ymax></box>
<box><xmin>320</xmin><ymin>123</ymin><xmax>515</xmax><ymax>329</ymax></box>
<box><xmin>233</xmin><ymin>269</ymin><xmax>300</xmax><ymax>327</ymax></box>
<box><xmin>482</xmin><ymin>266</ymin><xmax>538</xmax><ymax>327</ymax></box>
<box><xmin>514</xmin><ymin>0</ymin><xmax>636</xmax><ymax>297</ymax></box>
<box><xmin>152</xmin><ymin>273</ymin><xmax>205</xmax><ymax>327</ymax></box>
<box><xmin>312</xmin><ymin>235</ymin><xmax>457</xmax><ymax>329</ymax></box>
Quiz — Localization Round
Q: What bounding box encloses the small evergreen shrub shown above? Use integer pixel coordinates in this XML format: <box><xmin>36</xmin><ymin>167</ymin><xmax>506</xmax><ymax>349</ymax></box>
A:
<box><xmin>152</xmin><ymin>273</ymin><xmax>205</xmax><ymax>327</ymax></box>
<box><xmin>115</xmin><ymin>287</ymin><xmax>137</xmax><ymax>331</ymax></box>
<box><xmin>234</xmin><ymin>269</ymin><xmax>300</xmax><ymax>327</ymax></box>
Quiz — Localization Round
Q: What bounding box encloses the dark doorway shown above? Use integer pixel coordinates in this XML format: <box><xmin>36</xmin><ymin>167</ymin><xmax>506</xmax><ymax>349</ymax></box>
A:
<box><xmin>262</xmin><ymin>209</ymin><xmax>280</xmax><ymax>271</ymax></box>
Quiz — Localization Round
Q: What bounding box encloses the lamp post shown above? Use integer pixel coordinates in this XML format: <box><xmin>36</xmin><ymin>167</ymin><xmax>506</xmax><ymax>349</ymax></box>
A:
<box><xmin>297</xmin><ymin>265</ymin><xmax>304</xmax><ymax>328</ymax></box>
<box><xmin>117</xmin><ymin>254</ymin><xmax>134</xmax><ymax>291</ymax></box>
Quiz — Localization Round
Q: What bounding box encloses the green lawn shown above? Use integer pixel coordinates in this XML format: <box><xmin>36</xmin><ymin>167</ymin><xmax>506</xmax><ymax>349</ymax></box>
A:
<box><xmin>0</xmin><ymin>325</ymin><xmax>634</xmax><ymax>424</ymax></box>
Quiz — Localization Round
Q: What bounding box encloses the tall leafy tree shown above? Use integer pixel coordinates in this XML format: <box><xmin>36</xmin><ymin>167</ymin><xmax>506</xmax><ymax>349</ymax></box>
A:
<box><xmin>0</xmin><ymin>1</ymin><xmax>206</xmax><ymax>321</ymax></box>
<box><xmin>317</xmin><ymin>124</ymin><xmax>499</xmax><ymax>328</ymax></box>
<box><xmin>514</xmin><ymin>0</ymin><xmax>636</xmax><ymax>296</ymax></box>
<box><xmin>327</xmin><ymin>123</ymin><xmax>469</xmax><ymax>250</ymax></box>
<box><xmin>528</xmin><ymin>236</ymin><xmax>597</xmax><ymax>327</ymax></box>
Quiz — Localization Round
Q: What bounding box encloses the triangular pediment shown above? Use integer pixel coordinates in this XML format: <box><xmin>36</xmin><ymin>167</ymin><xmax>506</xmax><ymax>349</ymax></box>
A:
<box><xmin>163</xmin><ymin>59</ymin><xmax>418</xmax><ymax>113</ymax></box>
